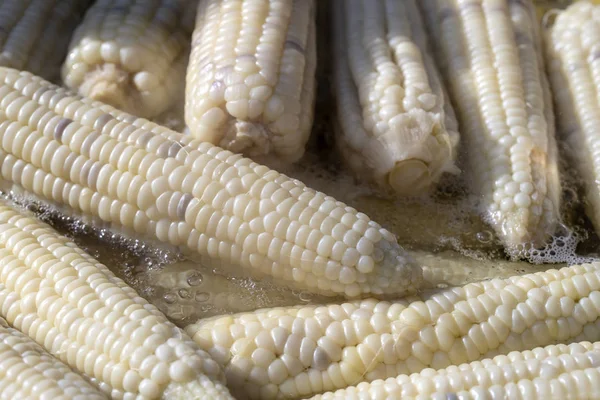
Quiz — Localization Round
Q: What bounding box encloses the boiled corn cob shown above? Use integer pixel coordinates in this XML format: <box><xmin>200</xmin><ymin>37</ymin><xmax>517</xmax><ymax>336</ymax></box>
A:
<box><xmin>0</xmin><ymin>0</ymin><xmax>92</xmax><ymax>82</ymax></box>
<box><xmin>61</xmin><ymin>0</ymin><xmax>192</xmax><ymax>119</ymax></box>
<box><xmin>311</xmin><ymin>341</ymin><xmax>600</xmax><ymax>400</ymax></box>
<box><xmin>0</xmin><ymin>67</ymin><xmax>421</xmax><ymax>298</ymax></box>
<box><xmin>185</xmin><ymin>0</ymin><xmax>317</xmax><ymax>164</ymax></box>
<box><xmin>0</xmin><ymin>316</ymin><xmax>107</xmax><ymax>400</ymax></box>
<box><xmin>186</xmin><ymin>262</ymin><xmax>600</xmax><ymax>399</ymax></box>
<box><xmin>332</xmin><ymin>0</ymin><xmax>460</xmax><ymax>195</ymax></box>
<box><xmin>418</xmin><ymin>0</ymin><xmax>561</xmax><ymax>248</ymax></box>
<box><xmin>544</xmin><ymin>2</ymin><xmax>600</xmax><ymax>238</ymax></box>
<box><xmin>0</xmin><ymin>198</ymin><xmax>232</xmax><ymax>400</ymax></box>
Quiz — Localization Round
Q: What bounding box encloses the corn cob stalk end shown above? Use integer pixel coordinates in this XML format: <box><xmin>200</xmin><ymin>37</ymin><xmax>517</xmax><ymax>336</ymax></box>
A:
<box><xmin>382</xmin><ymin>109</ymin><xmax>460</xmax><ymax>195</ymax></box>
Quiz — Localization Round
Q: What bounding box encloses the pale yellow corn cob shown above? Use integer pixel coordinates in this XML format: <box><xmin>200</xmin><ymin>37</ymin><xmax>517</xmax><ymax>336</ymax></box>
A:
<box><xmin>332</xmin><ymin>0</ymin><xmax>460</xmax><ymax>195</ymax></box>
<box><xmin>61</xmin><ymin>0</ymin><xmax>191</xmax><ymax>119</ymax></box>
<box><xmin>0</xmin><ymin>198</ymin><xmax>232</xmax><ymax>400</ymax></box>
<box><xmin>310</xmin><ymin>341</ymin><xmax>600</xmax><ymax>400</ymax></box>
<box><xmin>185</xmin><ymin>0</ymin><xmax>317</xmax><ymax>164</ymax></box>
<box><xmin>0</xmin><ymin>0</ymin><xmax>92</xmax><ymax>82</ymax></box>
<box><xmin>544</xmin><ymin>2</ymin><xmax>600</xmax><ymax>238</ymax></box>
<box><xmin>418</xmin><ymin>0</ymin><xmax>561</xmax><ymax>248</ymax></box>
<box><xmin>0</xmin><ymin>316</ymin><xmax>107</xmax><ymax>400</ymax></box>
<box><xmin>0</xmin><ymin>67</ymin><xmax>421</xmax><ymax>299</ymax></box>
<box><xmin>186</xmin><ymin>263</ymin><xmax>600</xmax><ymax>399</ymax></box>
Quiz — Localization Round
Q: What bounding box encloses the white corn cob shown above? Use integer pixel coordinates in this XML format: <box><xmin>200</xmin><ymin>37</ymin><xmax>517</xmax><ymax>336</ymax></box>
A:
<box><xmin>0</xmin><ymin>67</ymin><xmax>421</xmax><ymax>299</ymax></box>
<box><xmin>544</xmin><ymin>2</ymin><xmax>600</xmax><ymax>238</ymax></box>
<box><xmin>0</xmin><ymin>198</ymin><xmax>232</xmax><ymax>400</ymax></box>
<box><xmin>0</xmin><ymin>316</ymin><xmax>107</xmax><ymax>400</ymax></box>
<box><xmin>332</xmin><ymin>0</ymin><xmax>460</xmax><ymax>195</ymax></box>
<box><xmin>0</xmin><ymin>0</ymin><xmax>92</xmax><ymax>82</ymax></box>
<box><xmin>61</xmin><ymin>0</ymin><xmax>192</xmax><ymax>119</ymax></box>
<box><xmin>310</xmin><ymin>341</ymin><xmax>600</xmax><ymax>400</ymax></box>
<box><xmin>186</xmin><ymin>263</ymin><xmax>600</xmax><ymax>399</ymax></box>
<box><xmin>418</xmin><ymin>0</ymin><xmax>561</xmax><ymax>248</ymax></box>
<box><xmin>185</xmin><ymin>0</ymin><xmax>317</xmax><ymax>164</ymax></box>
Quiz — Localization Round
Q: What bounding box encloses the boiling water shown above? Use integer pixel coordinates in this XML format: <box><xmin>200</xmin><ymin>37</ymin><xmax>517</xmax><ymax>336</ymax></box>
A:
<box><xmin>5</xmin><ymin>0</ymin><xmax>596</xmax><ymax>328</ymax></box>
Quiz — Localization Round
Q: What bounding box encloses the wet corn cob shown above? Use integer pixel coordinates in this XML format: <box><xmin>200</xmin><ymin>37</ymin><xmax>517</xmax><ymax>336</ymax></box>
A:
<box><xmin>186</xmin><ymin>263</ymin><xmax>600</xmax><ymax>399</ymax></box>
<box><xmin>332</xmin><ymin>0</ymin><xmax>460</xmax><ymax>195</ymax></box>
<box><xmin>0</xmin><ymin>316</ymin><xmax>107</xmax><ymax>400</ymax></box>
<box><xmin>0</xmin><ymin>67</ymin><xmax>421</xmax><ymax>299</ymax></box>
<box><xmin>185</xmin><ymin>0</ymin><xmax>317</xmax><ymax>164</ymax></box>
<box><xmin>544</xmin><ymin>2</ymin><xmax>600</xmax><ymax>237</ymax></box>
<box><xmin>418</xmin><ymin>0</ymin><xmax>561</xmax><ymax>249</ymax></box>
<box><xmin>61</xmin><ymin>0</ymin><xmax>192</xmax><ymax>119</ymax></box>
<box><xmin>0</xmin><ymin>198</ymin><xmax>231</xmax><ymax>399</ymax></box>
<box><xmin>310</xmin><ymin>341</ymin><xmax>600</xmax><ymax>400</ymax></box>
<box><xmin>0</xmin><ymin>0</ymin><xmax>92</xmax><ymax>82</ymax></box>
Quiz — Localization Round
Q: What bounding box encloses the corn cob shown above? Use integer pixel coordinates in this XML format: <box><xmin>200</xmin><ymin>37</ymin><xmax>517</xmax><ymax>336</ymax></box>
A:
<box><xmin>332</xmin><ymin>0</ymin><xmax>460</xmax><ymax>195</ymax></box>
<box><xmin>310</xmin><ymin>341</ymin><xmax>600</xmax><ymax>400</ymax></box>
<box><xmin>0</xmin><ymin>197</ymin><xmax>232</xmax><ymax>400</ymax></box>
<box><xmin>544</xmin><ymin>2</ymin><xmax>600</xmax><ymax>238</ymax></box>
<box><xmin>186</xmin><ymin>263</ymin><xmax>600</xmax><ymax>399</ymax></box>
<box><xmin>185</xmin><ymin>0</ymin><xmax>317</xmax><ymax>164</ymax></box>
<box><xmin>0</xmin><ymin>67</ymin><xmax>421</xmax><ymax>298</ymax></box>
<box><xmin>0</xmin><ymin>0</ymin><xmax>92</xmax><ymax>82</ymax></box>
<box><xmin>61</xmin><ymin>0</ymin><xmax>192</xmax><ymax>119</ymax></box>
<box><xmin>0</xmin><ymin>316</ymin><xmax>108</xmax><ymax>400</ymax></box>
<box><xmin>418</xmin><ymin>0</ymin><xmax>561</xmax><ymax>248</ymax></box>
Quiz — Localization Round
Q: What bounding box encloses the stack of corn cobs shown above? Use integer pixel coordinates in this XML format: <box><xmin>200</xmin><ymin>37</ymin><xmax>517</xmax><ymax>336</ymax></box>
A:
<box><xmin>2</xmin><ymin>0</ymin><xmax>600</xmax><ymax>399</ymax></box>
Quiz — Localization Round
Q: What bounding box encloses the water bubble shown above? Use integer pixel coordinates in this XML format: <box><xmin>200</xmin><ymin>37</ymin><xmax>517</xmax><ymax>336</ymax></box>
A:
<box><xmin>195</xmin><ymin>292</ymin><xmax>210</xmax><ymax>302</ymax></box>
<box><xmin>186</xmin><ymin>271</ymin><xmax>203</xmax><ymax>286</ymax></box>
<box><xmin>299</xmin><ymin>291</ymin><xmax>312</xmax><ymax>302</ymax></box>
<box><xmin>178</xmin><ymin>288</ymin><xmax>191</xmax><ymax>299</ymax></box>
<box><xmin>200</xmin><ymin>304</ymin><xmax>214</xmax><ymax>312</ymax></box>
<box><xmin>476</xmin><ymin>231</ymin><xmax>493</xmax><ymax>243</ymax></box>
<box><xmin>163</xmin><ymin>292</ymin><xmax>177</xmax><ymax>304</ymax></box>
